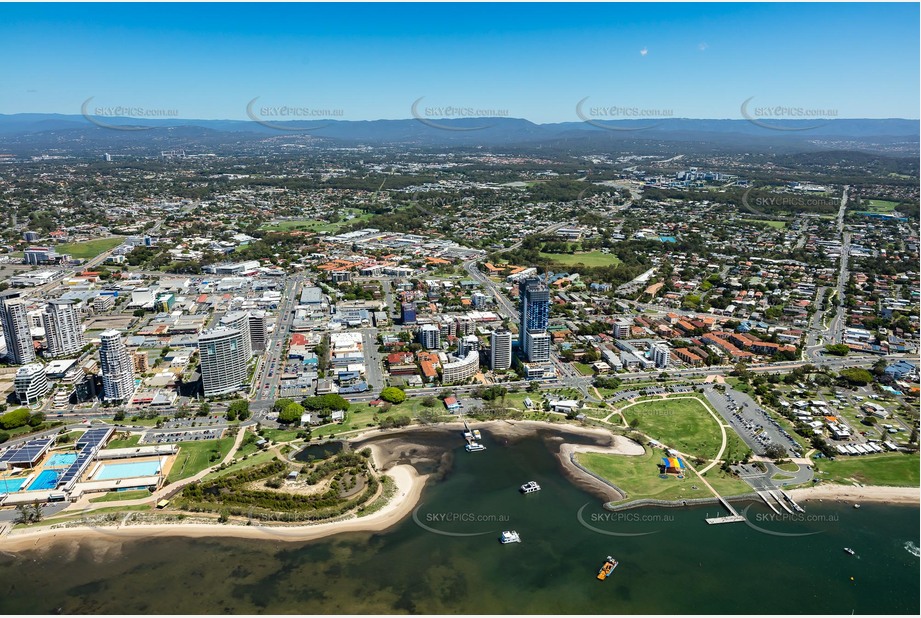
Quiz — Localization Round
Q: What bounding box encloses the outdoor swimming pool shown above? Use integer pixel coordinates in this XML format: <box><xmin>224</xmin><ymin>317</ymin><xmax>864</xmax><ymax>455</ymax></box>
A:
<box><xmin>46</xmin><ymin>453</ymin><xmax>78</xmax><ymax>468</ymax></box>
<box><xmin>93</xmin><ymin>460</ymin><xmax>161</xmax><ymax>481</ymax></box>
<box><xmin>0</xmin><ymin>477</ymin><xmax>28</xmax><ymax>494</ymax></box>
<box><xmin>27</xmin><ymin>469</ymin><xmax>61</xmax><ymax>491</ymax></box>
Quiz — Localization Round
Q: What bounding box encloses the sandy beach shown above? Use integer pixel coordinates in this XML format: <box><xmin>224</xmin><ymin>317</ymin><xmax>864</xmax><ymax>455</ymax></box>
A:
<box><xmin>788</xmin><ymin>484</ymin><xmax>920</xmax><ymax>505</ymax></box>
<box><xmin>0</xmin><ymin>418</ymin><xmax>622</xmax><ymax>551</ymax></box>
<box><xmin>0</xmin><ymin>463</ymin><xmax>427</xmax><ymax>552</ymax></box>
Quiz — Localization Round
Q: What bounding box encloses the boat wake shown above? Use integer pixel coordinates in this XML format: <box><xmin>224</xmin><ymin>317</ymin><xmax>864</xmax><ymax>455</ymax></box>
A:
<box><xmin>904</xmin><ymin>541</ymin><xmax>920</xmax><ymax>557</ymax></box>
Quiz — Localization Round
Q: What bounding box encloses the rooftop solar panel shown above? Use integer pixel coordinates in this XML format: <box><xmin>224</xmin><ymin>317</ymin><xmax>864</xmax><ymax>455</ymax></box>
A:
<box><xmin>0</xmin><ymin>438</ymin><xmax>53</xmax><ymax>464</ymax></box>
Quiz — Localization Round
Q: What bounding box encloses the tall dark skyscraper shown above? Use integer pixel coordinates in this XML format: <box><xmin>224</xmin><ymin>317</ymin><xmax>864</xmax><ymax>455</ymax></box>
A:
<box><xmin>518</xmin><ymin>277</ymin><xmax>550</xmax><ymax>362</ymax></box>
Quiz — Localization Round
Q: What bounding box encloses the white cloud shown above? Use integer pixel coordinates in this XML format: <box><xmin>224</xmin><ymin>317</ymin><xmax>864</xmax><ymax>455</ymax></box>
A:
<box><xmin>640</xmin><ymin>47</ymin><xmax>648</xmax><ymax>56</ymax></box>
<box><xmin>698</xmin><ymin>42</ymin><xmax>709</xmax><ymax>51</ymax></box>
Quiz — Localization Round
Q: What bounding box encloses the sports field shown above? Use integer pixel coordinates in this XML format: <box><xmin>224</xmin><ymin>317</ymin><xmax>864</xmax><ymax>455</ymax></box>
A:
<box><xmin>538</xmin><ymin>250</ymin><xmax>621</xmax><ymax>267</ymax></box>
<box><xmin>58</xmin><ymin>237</ymin><xmax>124</xmax><ymax>259</ymax></box>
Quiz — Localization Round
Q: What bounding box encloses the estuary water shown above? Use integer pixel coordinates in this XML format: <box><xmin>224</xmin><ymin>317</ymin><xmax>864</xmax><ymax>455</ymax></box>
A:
<box><xmin>0</xmin><ymin>428</ymin><xmax>917</xmax><ymax>614</ymax></box>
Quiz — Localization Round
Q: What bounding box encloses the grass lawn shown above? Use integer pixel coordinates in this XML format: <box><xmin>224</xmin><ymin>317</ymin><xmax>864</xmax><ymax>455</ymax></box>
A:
<box><xmin>21</xmin><ymin>504</ymin><xmax>151</xmax><ymax>529</ymax></box>
<box><xmin>859</xmin><ymin>199</ymin><xmax>899</xmax><ymax>213</ymax></box>
<box><xmin>620</xmin><ymin>397</ymin><xmax>730</xmax><ymax>460</ymax></box>
<box><xmin>57</xmin><ymin>237</ymin><xmax>124</xmax><ymax>259</ymax></box>
<box><xmin>260</xmin><ymin>211</ymin><xmax>372</xmax><ymax>233</ymax></box>
<box><xmin>203</xmin><ymin>449</ymin><xmax>278</xmax><ymax>481</ymax></box>
<box><xmin>167</xmin><ymin>436</ymin><xmax>235</xmax><ymax>482</ymax></box>
<box><xmin>107</xmin><ymin>434</ymin><xmax>141</xmax><ymax>449</ymax></box>
<box><xmin>311</xmin><ymin>408</ymin><xmax>380</xmax><ymax>438</ymax></box>
<box><xmin>814</xmin><ymin>452</ymin><xmax>919</xmax><ymax>487</ymax></box>
<box><xmin>89</xmin><ymin>489</ymin><xmax>151</xmax><ymax>503</ymax></box>
<box><xmin>739</xmin><ymin>218</ymin><xmax>787</xmax><ymax>229</ymax></box>
<box><xmin>259</xmin><ymin>428</ymin><xmax>304</xmax><ymax>443</ymax></box>
<box><xmin>538</xmin><ymin>250</ymin><xmax>621</xmax><ymax>267</ymax></box>
<box><xmin>573</xmin><ymin>362</ymin><xmax>596</xmax><ymax>376</ymax></box>
<box><xmin>578</xmin><ymin>448</ymin><xmax>751</xmax><ymax>504</ymax></box>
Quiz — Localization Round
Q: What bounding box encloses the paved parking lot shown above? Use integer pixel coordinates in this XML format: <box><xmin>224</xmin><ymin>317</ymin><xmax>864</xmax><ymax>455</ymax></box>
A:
<box><xmin>705</xmin><ymin>386</ymin><xmax>802</xmax><ymax>457</ymax></box>
<box><xmin>142</xmin><ymin>428</ymin><xmax>225</xmax><ymax>444</ymax></box>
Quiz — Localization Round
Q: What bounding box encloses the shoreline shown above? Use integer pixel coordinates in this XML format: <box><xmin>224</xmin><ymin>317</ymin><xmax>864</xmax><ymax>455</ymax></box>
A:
<box><xmin>0</xmin><ymin>462</ymin><xmax>428</xmax><ymax>553</ymax></box>
<box><xmin>788</xmin><ymin>484</ymin><xmax>920</xmax><ymax>506</ymax></box>
<box><xmin>2</xmin><ymin>419</ymin><xmax>918</xmax><ymax>551</ymax></box>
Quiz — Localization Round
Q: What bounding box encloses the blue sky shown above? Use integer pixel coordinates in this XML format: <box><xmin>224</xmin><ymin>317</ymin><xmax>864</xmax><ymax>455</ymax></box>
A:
<box><xmin>1</xmin><ymin>2</ymin><xmax>918</xmax><ymax>122</ymax></box>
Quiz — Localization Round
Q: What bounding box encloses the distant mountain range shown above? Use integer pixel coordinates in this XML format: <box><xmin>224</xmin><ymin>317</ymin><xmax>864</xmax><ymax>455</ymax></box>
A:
<box><xmin>0</xmin><ymin>113</ymin><xmax>916</xmax><ymax>156</ymax></box>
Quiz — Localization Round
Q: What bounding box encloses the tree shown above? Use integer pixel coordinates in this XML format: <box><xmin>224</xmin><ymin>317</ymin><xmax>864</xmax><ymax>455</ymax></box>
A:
<box><xmin>302</xmin><ymin>394</ymin><xmax>350</xmax><ymax>411</ymax></box>
<box><xmin>14</xmin><ymin>502</ymin><xmax>43</xmax><ymax>525</ymax></box>
<box><xmin>421</xmin><ymin>396</ymin><xmax>438</xmax><ymax>408</ymax></box>
<box><xmin>113</xmin><ymin>410</ymin><xmax>125</xmax><ymax>422</ymax></box>
<box><xmin>824</xmin><ymin>344</ymin><xmax>850</xmax><ymax>356</ymax></box>
<box><xmin>838</xmin><ymin>368</ymin><xmax>874</xmax><ymax>386</ymax></box>
<box><xmin>0</xmin><ymin>431</ymin><xmax>9</xmax><ymax>444</ymax></box>
<box><xmin>764</xmin><ymin>444</ymin><xmax>787</xmax><ymax>460</ymax></box>
<box><xmin>0</xmin><ymin>408</ymin><xmax>31</xmax><ymax>430</ymax></box>
<box><xmin>277</xmin><ymin>402</ymin><xmax>305</xmax><ymax>425</ymax></box>
<box><xmin>380</xmin><ymin>387</ymin><xmax>407</xmax><ymax>404</ymax></box>
<box><xmin>228</xmin><ymin>399</ymin><xmax>250</xmax><ymax>421</ymax></box>
<box><xmin>197</xmin><ymin>402</ymin><xmax>211</xmax><ymax>417</ymax></box>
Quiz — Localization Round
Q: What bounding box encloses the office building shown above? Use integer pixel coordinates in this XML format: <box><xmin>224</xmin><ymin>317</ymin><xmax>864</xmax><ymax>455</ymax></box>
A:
<box><xmin>519</xmin><ymin>277</ymin><xmax>550</xmax><ymax>362</ymax></box>
<box><xmin>248</xmin><ymin>310</ymin><xmax>267</xmax><ymax>352</ymax></box>
<box><xmin>99</xmin><ymin>329</ymin><xmax>136</xmax><ymax>402</ymax></box>
<box><xmin>14</xmin><ymin>363</ymin><xmax>49</xmax><ymax>405</ymax></box>
<box><xmin>93</xmin><ymin>294</ymin><xmax>116</xmax><ymax>312</ymax></box>
<box><xmin>418</xmin><ymin>323</ymin><xmax>441</xmax><ymax>350</ymax></box>
<box><xmin>401</xmin><ymin>302</ymin><xmax>417</xmax><ymax>325</ymax></box>
<box><xmin>613</xmin><ymin>318</ymin><xmax>633</xmax><ymax>340</ymax></box>
<box><xmin>442</xmin><ymin>350</ymin><xmax>480</xmax><ymax>385</ymax></box>
<box><xmin>491</xmin><ymin>329</ymin><xmax>512</xmax><ymax>371</ymax></box>
<box><xmin>653</xmin><ymin>343</ymin><xmax>671</xmax><ymax>369</ymax></box>
<box><xmin>457</xmin><ymin>334</ymin><xmax>480</xmax><ymax>357</ymax></box>
<box><xmin>526</xmin><ymin>332</ymin><xmax>551</xmax><ymax>363</ymax></box>
<box><xmin>198</xmin><ymin>327</ymin><xmax>248</xmax><ymax>397</ymax></box>
<box><xmin>219</xmin><ymin>311</ymin><xmax>252</xmax><ymax>359</ymax></box>
<box><xmin>42</xmin><ymin>299</ymin><xmax>85</xmax><ymax>358</ymax></box>
<box><xmin>0</xmin><ymin>296</ymin><xmax>36</xmax><ymax>365</ymax></box>
<box><xmin>133</xmin><ymin>350</ymin><xmax>150</xmax><ymax>373</ymax></box>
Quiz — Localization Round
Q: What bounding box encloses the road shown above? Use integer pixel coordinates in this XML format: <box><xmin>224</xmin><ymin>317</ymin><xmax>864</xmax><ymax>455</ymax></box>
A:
<box><xmin>251</xmin><ymin>275</ymin><xmax>304</xmax><ymax>413</ymax></box>
<box><xmin>830</xmin><ymin>186</ymin><xmax>851</xmax><ymax>344</ymax></box>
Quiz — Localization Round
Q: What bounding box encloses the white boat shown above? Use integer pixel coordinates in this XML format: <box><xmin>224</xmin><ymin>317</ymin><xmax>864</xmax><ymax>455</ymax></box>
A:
<box><xmin>465</xmin><ymin>442</ymin><xmax>486</xmax><ymax>452</ymax></box>
<box><xmin>473</xmin><ymin>429</ymin><xmax>482</xmax><ymax>440</ymax></box>
<box><xmin>853</xmin><ymin>504</ymin><xmax>861</xmax><ymax>509</ymax></box>
<box><xmin>520</xmin><ymin>481</ymin><xmax>541</xmax><ymax>494</ymax></box>
<box><xmin>844</xmin><ymin>547</ymin><xmax>855</xmax><ymax>555</ymax></box>
<box><xmin>499</xmin><ymin>530</ymin><xmax>521</xmax><ymax>544</ymax></box>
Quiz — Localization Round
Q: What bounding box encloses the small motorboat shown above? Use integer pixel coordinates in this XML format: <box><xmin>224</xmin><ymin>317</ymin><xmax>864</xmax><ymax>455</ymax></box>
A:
<box><xmin>843</xmin><ymin>547</ymin><xmax>855</xmax><ymax>555</ymax></box>
<box><xmin>499</xmin><ymin>530</ymin><xmax>521</xmax><ymax>544</ymax></box>
<box><xmin>597</xmin><ymin>555</ymin><xmax>619</xmax><ymax>580</ymax></box>
<box><xmin>520</xmin><ymin>481</ymin><xmax>541</xmax><ymax>494</ymax></box>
